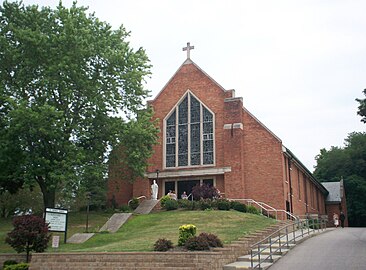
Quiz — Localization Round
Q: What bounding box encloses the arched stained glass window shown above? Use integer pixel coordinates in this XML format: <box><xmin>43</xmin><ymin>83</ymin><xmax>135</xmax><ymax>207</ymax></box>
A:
<box><xmin>165</xmin><ymin>92</ymin><xmax>214</xmax><ymax>168</ymax></box>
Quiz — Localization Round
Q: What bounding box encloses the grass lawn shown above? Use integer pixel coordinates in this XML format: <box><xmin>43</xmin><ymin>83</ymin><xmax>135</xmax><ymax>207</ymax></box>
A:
<box><xmin>0</xmin><ymin>210</ymin><xmax>276</xmax><ymax>253</ymax></box>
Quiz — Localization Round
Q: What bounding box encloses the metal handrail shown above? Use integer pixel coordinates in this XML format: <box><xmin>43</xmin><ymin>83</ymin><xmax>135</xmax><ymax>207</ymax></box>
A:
<box><xmin>127</xmin><ymin>195</ymin><xmax>146</xmax><ymax>207</ymax></box>
<box><xmin>250</xmin><ymin>217</ymin><xmax>327</xmax><ymax>269</ymax></box>
<box><xmin>228</xmin><ymin>198</ymin><xmax>298</xmax><ymax>221</ymax></box>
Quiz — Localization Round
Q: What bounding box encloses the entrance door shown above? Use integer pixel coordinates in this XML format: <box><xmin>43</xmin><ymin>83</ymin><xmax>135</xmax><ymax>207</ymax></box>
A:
<box><xmin>178</xmin><ymin>180</ymin><xmax>200</xmax><ymax>199</ymax></box>
<box><xmin>164</xmin><ymin>181</ymin><xmax>175</xmax><ymax>195</ymax></box>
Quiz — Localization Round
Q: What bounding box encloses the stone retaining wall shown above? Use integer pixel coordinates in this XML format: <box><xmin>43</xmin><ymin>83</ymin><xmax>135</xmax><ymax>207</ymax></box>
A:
<box><xmin>0</xmin><ymin>254</ymin><xmax>28</xmax><ymax>269</ymax></box>
<box><xmin>29</xmin><ymin>223</ymin><xmax>284</xmax><ymax>270</ymax></box>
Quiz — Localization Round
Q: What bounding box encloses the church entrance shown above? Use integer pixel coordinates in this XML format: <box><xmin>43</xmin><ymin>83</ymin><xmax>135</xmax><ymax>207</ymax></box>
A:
<box><xmin>163</xmin><ymin>178</ymin><xmax>214</xmax><ymax>199</ymax></box>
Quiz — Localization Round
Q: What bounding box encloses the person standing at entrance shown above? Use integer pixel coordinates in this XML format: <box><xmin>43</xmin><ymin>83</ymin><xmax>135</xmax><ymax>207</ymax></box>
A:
<box><xmin>340</xmin><ymin>211</ymin><xmax>346</xmax><ymax>228</ymax></box>
<box><xmin>333</xmin><ymin>213</ymin><xmax>339</xmax><ymax>228</ymax></box>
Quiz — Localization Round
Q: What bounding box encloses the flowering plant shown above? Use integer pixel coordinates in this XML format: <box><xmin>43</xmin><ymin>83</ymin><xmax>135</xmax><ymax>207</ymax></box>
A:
<box><xmin>178</xmin><ymin>224</ymin><xmax>197</xmax><ymax>246</ymax></box>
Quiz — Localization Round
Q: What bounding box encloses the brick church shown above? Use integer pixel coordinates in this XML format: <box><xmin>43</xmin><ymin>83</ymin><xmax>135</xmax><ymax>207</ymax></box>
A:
<box><xmin>108</xmin><ymin>43</ymin><xmax>346</xmax><ymax>221</ymax></box>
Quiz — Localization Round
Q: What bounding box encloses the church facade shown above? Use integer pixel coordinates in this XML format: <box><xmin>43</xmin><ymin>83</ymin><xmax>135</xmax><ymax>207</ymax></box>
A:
<box><xmin>108</xmin><ymin>46</ymin><xmax>329</xmax><ymax>218</ymax></box>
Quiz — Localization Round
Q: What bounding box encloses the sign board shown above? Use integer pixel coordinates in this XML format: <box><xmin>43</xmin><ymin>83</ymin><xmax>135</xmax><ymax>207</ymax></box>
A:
<box><xmin>52</xmin><ymin>235</ymin><xmax>60</xmax><ymax>248</ymax></box>
<box><xmin>45</xmin><ymin>208</ymin><xmax>68</xmax><ymax>232</ymax></box>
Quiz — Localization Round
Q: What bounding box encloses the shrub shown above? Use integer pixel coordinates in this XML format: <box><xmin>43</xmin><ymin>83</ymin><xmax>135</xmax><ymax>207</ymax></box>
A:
<box><xmin>191</xmin><ymin>184</ymin><xmax>220</xmax><ymax>200</ymax></box>
<box><xmin>247</xmin><ymin>205</ymin><xmax>260</xmax><ymax>214</ymax></box>
<box><xmin>129</xmin><ymin>198</ymin><xmax>139</xmax><ymax>210</ymax></box>
<box><xmin>198</xmin><ymin>232</ymin><xmax>223</xmax><ymax>247</ymax></box>
<box><xmin>184</xmin><ymin>235</ymin><xmax>210</xmax><ymax>251</ymax></box>
<box><xmin>160</xmin><ymin>195</ymin><xmax>172</xmax><ymax>208</ymax></box>
<box><xmin>4</xmin><ymin>263</ymin><xmax>29</xmax><ymax>270</ymax></box>
<box><xmin>164</xmin><ymin>199</ymin><xmax>179</xmax><ymax>211</ymax></box>
<box><xmin>153</xmin><ymin>238</ymin><xmax>174</xmax><ymax>251</ymax></box>
<box><xmin>198</xmin><ymin>198</ymin><xmax>213</xmax><ymax>210</ymax></box>
<box><xmin>3</xmin><ymin>260</ymin><xmax>18</xmax><ymax>268</ymax></box>
<box><xmin>178</xmin><ymin>224</ymin><xmax>196</xmax><ymax>246</ymax></box>
<box><xmin>231</xmin><ymin>201</ymin><xmax>247</xmax><ymax>213</ymax></box>
<box><xmin>119</xmin><ymin>205</ymin><xmax>131</xmax><ymax>213</ymax></box>
<box><xmin>6</xmin><ymin>215</ymin><xmax>51</xmax><ymax>263</ymax></box>
<box><xmin>177</xmin><ymin>199</ymin><xmax>193</xmax><ymax>209</ymax></box>
<box><xmin>217</xmin><ymin>199</ymin><xmax>231</xmax><ymax>211</ymax></box>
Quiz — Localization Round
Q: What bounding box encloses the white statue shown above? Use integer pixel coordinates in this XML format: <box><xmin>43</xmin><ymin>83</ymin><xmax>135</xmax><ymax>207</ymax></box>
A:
<box><xmin>151</xmin><ymin>180</ymin><xmax>158</xmax><ymax>200</ymax></box>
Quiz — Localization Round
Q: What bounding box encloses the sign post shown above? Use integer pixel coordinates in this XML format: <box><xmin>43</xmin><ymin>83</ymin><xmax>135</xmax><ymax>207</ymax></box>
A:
<box><xmin>45</xmin><ymin>208</ymin><xmax>68</xmax><ymax>243</ymax></box>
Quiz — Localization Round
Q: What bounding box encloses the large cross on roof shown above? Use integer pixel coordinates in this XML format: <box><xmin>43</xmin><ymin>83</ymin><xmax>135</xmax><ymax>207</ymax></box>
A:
<box><xmin>182</xmin><ymin>42</ymin><xmax>194</xmax><ymax>59</ymax></box>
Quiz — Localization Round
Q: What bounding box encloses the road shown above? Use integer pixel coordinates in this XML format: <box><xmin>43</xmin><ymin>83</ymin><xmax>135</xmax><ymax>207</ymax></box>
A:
<box><xmin>269</xmin><ymin>228</ymin><xmax>366</xmax><ymax>270</ymax></box>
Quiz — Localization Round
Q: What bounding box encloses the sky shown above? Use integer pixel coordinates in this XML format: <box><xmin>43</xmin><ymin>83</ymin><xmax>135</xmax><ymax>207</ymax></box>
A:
<box><xmin>3</xmin><ymin>0</ymin><xmax>365</xmax><ymax>171</ymax></box>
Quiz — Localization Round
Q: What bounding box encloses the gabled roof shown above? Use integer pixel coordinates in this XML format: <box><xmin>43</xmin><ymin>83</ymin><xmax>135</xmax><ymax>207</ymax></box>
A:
<box><xmin>283</xmin><ymin>147</ymin><xmax>329</xmax><ymax>195</ymax></box>
<box><xmin>148</xmin><ymin>58</ymin><xmax>231</xmax><ymax>103</ymax></box>
<box><xmin>322</xmin><ymin>181</ymin><xmax>342</xmax><ymax>203</ymax></box>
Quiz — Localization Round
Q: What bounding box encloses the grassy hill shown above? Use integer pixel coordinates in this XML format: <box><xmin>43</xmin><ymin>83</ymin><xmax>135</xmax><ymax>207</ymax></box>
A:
<box><xmin>0</xmin><ymin>210</ymin><xmax>276</xmax><ymax>253</ymax></box>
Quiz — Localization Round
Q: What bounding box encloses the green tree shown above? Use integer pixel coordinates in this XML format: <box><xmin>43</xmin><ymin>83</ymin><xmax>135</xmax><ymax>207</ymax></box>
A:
<box><xmin>314</xmin><ymin>132</ymin><xmax>366</xmax><ymax>226</ymax></box>
<box><xmin>356</xmin><ymin>89</ymin><xmax>366</xmax><ymax>123</ymax></box>
<box><xmin>0</xmin><ymin>1</ymin><xmax>157</xmax><ymax>208</ymax></box>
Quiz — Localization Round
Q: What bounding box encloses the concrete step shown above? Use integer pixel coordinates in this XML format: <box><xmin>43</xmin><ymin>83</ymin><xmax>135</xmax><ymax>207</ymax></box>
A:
<box><xmin>223</xmin><ymin>260</ymin><xmax>272</xmax><ymax>270</ymax></box>
<box><xmin>134</xmin><ymin>199</ymin><xmax>160</xmax><ymax>214</ymax></box>
<box><xmin>99</xmin><ymin>213</ymin><xmax>132</xmax><ymax>233</ymax></box>
<box><xmin>238</xmin><ymin>254</ymin><xmax>282</xmax><ymax>263</ymax></box>
<box><xmin>67</xmin><ymin>233</ymin><xmax>95</xmax><ymax>243</ymax></box>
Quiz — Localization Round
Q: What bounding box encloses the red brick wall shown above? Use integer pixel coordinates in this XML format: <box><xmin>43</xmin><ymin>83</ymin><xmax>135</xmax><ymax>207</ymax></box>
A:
<box><xmin>242</xmin><ymin>111</ymin><xmax>284</xmax><ymax>211</ymax></box>
<box><xmin>107</xmin><ymin>61</ymin><xmax>329</xmax><ymax>217</ymax></box>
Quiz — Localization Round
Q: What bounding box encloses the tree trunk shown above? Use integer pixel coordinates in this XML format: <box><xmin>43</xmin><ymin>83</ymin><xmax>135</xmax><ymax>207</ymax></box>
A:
<box><xmin>36</xmin><ymin>176</ymin><xmax>56</xmax><ymax>208</ymax></box>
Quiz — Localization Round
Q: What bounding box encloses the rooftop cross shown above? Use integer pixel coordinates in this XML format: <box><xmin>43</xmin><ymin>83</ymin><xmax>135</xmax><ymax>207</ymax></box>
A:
<box><xmin>182</xmin><ymin>42</ymin><xmax>194</xmax><ymax>59</ymax></box>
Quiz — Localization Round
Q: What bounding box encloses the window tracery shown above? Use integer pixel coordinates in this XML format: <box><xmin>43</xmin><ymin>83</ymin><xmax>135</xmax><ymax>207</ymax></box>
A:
<box><xmin>165</xmin><ymin>92</ymin><xmax>214</xmax><ymax>167</ymax></box>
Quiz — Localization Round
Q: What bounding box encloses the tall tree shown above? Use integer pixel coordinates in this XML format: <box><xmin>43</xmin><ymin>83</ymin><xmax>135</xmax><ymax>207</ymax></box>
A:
<box><xmin>356</xmin><ymin>89</ymin><xmax>366</xmax><ymax>123</ymax></box>
<box><xmin>314</xmin><ymin>132</ymin><xmax>366</xmax><ymax>226</ymax></box>
<box><xmin>0</xmin><ymin>1</ymin><xmax>157</xmax><ymax>208</ymax></box>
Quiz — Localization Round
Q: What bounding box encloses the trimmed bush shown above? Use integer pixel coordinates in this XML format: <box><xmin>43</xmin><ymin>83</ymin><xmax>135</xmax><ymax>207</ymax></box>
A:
<box><xmin>177</xmin><ymin>199</ymin><xmax>192</xmax><ymax>209</ymax></box>
<box><xmin>164</xmin><ymin>199</ymin><xmax>179</xmax><ymax>210</ymax></box>
<box><xmin>3</xmin><ymin>260</ymin><xmax>18</xmax><ymax>268</ymax></box>
<box><xmin>247</xmin><ymin>205</ymin><xmax>260</xmax><ymax>214</ymax></box>
<box><xmin>4</xmin><ymin>263</ymin><xmax>29</xmax><ymax>270</ymax></box>
<box><xmin>153</xmin><ymin>238</ymin><xmax>174</xmax><ymax>251</ymax></box>
<box><xmin>184</xmin><ymin>235</ymin><xmax>210</xmax><ymax>251</ymax></box>
<box><xmin>178</xmin><ymin>224</ymin><xmax>196</xmax><ymax>246</ymax></box>
<box><xmin>231</xmin><ymin>201</ymin><xmax>247</xmax><ymax>213</ymax></box>
<box><xmin>198</xmin><ymin>199</ymin><xmax>213</xmax><ymax>210</ymax></box>
<box><xmin>198</xmin><ymin>232</ymin><xmax>223</xmax><ymax>247</ymax></box>
<box><xmin>217</xmin><ymin>199</ymin><xmax>231</xmax><ymax>211</ymax></box>
<box><xmin>119</xmin><ymin>205</ymin><xmax>131</xmax><ymax>212</ymax></box>
<box><xmin>129</xmin><ymin>198</ymin><xmax>139</xmax><ymax>210</ymax></box>
<box><xmin>160</xmin><ymin>195</ymin><xmax>172</xmax><ymax>208</ymax></box>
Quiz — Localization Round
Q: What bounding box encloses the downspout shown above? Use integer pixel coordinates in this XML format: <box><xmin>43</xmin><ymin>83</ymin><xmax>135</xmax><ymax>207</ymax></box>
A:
<box><xmin>288</xmin><ymin>158</ymin><xmax>294</xmax><ymax>214</ymax></box>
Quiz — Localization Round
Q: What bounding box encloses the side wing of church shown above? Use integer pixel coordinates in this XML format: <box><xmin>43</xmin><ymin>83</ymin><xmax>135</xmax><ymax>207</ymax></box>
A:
<box><xmin>108</xmin><ymin>48</ymin><xmax>330</xmax><ymax>218</ymax></box>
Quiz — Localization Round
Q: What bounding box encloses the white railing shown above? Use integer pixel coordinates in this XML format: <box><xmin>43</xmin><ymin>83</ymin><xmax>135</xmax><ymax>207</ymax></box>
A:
<box><xmin>127</xmin><ymin>195</ymin><xmax>146</xmax><ymax>207</ymax></box>
<box><xmin>227</xmin><ymin>198</ymin><xmax>299</xmax><ymax>221</ymax></box>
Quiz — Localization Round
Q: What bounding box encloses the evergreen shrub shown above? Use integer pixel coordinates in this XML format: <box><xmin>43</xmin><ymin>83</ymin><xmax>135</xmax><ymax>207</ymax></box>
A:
<box><xmin>230</xmin><ymin>201</ymin><xmax>247</xmax><ymax>212</ymax></box>
<box><xmin>247</xmin><ymin>205</ymin><xmax>260</xmax><ymax>214</ymax></box>
<box><xmin>160</xmin><ymin>195</ymin><xmax>172</xmax><ymax>208</ymax></box>
<box><xmin>4</xmin><ymin>263</ymin><xmax>29</xmax><ymax>270</ymax></box>
<box><xmin>198</xmin><ymin>199</ymin><xmax>213</xmax><ymax>210</ymax></box>
<box><xmin>129</xmin><ymin>198</ymin><xmax>139</xmax><ymax>210</ymax></box>
<box><xmin>217</xmin><ymin>199</ymin><xmax>231</xmax><ymax>210</ymax></box>
<box><xmin>164</xmin><ymin>199</ymin><xmax>179</xmax><ymax>210</ymax></box>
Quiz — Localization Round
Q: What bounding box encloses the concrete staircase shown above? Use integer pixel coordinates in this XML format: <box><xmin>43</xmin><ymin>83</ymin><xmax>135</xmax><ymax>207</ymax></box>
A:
<box><xmin>99</xmin><ymin>213</ymin><xmax>132</xmax><ymax>233</ymax></box>
<box><xmin>223</xmin><ymin>226</ymin><xmax>320</xmax><ymax>270</ymax></box>
<box><xmin>134</xmin><ymin>199</ymin><xmax>160</xmax><ymax>214</ymax></box>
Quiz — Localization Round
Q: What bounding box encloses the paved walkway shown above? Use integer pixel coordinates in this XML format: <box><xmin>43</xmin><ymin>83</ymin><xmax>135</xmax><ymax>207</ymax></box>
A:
<box><xmin>269</xmin><ymin>228</ymin><xmax>366</xmax><ymax>270</ymax></box>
